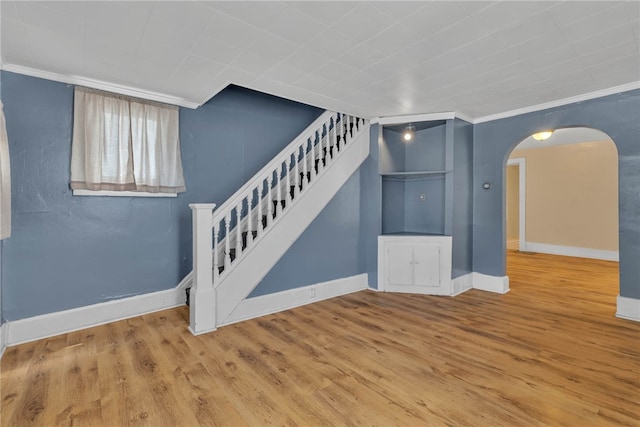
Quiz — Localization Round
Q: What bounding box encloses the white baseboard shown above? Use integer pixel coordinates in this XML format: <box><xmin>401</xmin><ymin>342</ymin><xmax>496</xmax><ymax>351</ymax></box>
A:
<box><xmin>616</xmin><ymin>296</ymin><xmax>640</xmax><ymax>322</ymax></box>
<box><xmin>472</xmin><ymin>272</ymin><xmax>510</xmax><ymax>294</ymax></box>
<box><xmin>452</xmin><ymin>273</ymin><xmax>473</xmax><ymax>296</ymax></box>
<box><xmin>525</xmin><ymin>242</ymin><xmax>619</xmax><ymax>262</ymax></box>
<box><xmin>5</xmin><ymin>287</ymin><xmax>185</xmax><ymax>347</ymax></box>
<box><xmin>0</xmin><ymin>322</ymin><xmax>7</xmax><ymax>358</ymax></box>
<box><xmin>222</xmin><ymin>274</ymin><xmax>368</xmax><ymax>326</ymax></box>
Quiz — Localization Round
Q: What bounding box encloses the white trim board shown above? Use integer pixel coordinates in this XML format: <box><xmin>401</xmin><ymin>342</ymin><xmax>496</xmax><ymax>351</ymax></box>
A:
<box><xmin>616</xmin><ymin>296</ymin><xmax>640</xmax><ymax>322</ymax></box>
<box><xmin>4</xmin><ymin>287</ymin><xmax>185</xmax><ymax>347</ymax></box>
<box><xmin>73</xmin><ymin>190</ymin><xmax>177</xmax><ymax>198</ymax></box>
<box><xmin>472</xmin><ymin>273</ymin><xmax>510</xmax><ymax>294</ymax></box>
<box><xmin>524</xmin><ymin>242</ymin><xmax>619</xmax><ymax>262</ymax></box>
<box><xmin>507</xmin><ymin>158</ymin><xmax>526</xmax><ymax>252</ymax></box>
<box><xmin>0</xmin><ymin>323</ymin><xmax>7</xmax><ymax>358</ymax></box>
<box><xmin>1</xmin><ymin>63</ymin><xmax>200</xmax><ymax>109</ymax></box>
<box><xmin>222</xmin><ymin>274</ymin><xmax>368</xmax><ymax>326</ymax></box>
<box><xmin>452</xmin><ymin>273</ymin><xmax>473</xmax><ymax>296</ymax></box>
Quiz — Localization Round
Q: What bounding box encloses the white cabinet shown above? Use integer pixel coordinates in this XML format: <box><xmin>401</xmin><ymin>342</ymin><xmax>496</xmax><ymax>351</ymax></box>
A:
<box><xmin>378</xmin><ymin>235</ymin><xmax>452</xmax><ymax>295</ymax></box>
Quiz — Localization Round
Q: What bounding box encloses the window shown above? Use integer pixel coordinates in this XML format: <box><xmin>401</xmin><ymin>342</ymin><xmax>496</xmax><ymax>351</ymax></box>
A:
<box><xmin>0</xmin><ymin>101</ymin><xmax>11</xmax><ymax>239</ymax></box>
<box><xmin>71</xmin><ymin>87</ymin><xmax>186</xmax><ymax>196</ymax></box>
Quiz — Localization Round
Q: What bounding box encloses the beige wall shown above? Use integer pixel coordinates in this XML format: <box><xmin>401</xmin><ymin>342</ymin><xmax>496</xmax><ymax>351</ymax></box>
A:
<box><xmin>509</xmin><ymin>140</ymin><xmax>618</xmax><ymax>251</ymax></box>
<box><xmin>506</xmin><ymin>165</ymin><xmax>519</xmax><ymax>240</ymax></box>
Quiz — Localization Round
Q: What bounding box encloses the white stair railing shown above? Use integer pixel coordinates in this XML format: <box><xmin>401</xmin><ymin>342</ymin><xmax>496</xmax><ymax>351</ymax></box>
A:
<box><xmin>189</xmin><ymin>111</ymin><xmax>367</xmax><ymax>334</ymax></box>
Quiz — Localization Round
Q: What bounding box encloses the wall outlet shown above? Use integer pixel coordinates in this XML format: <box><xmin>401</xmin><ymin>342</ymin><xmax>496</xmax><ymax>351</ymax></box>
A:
<box><xmin>419</xmin><ymin>193</ymin><xmax>426</xmax><ymax>201</ymax></box>
<box><xmin>310</xmin><ymin>288</ymin><xmax>316</xmax><ymax>299</ymax></box>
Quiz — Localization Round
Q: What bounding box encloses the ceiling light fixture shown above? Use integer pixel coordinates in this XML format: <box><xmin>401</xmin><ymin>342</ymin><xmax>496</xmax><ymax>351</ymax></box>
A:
<box><xmin>403</xmin><ymin>125</ymin><xmax>415</xmax><ymax>142</ymax></box>
<box><xmin>532</xmin><ymin>130</ymin><xmax>554</xmax><ymax>141</ymax></box>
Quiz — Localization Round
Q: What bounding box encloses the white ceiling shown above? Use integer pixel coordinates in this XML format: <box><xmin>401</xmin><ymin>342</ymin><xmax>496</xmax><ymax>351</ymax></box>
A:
<box><xmin>1</xmin><ymin>1</ymin><xmax>639</xmax><ymax>120</ymax></box>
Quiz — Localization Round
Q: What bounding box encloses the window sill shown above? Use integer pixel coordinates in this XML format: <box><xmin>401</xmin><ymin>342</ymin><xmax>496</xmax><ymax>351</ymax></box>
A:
<box><xmin>72</xmin><ymin>189</ymin><xmax>177</xmax><ymax>198</ymax></box>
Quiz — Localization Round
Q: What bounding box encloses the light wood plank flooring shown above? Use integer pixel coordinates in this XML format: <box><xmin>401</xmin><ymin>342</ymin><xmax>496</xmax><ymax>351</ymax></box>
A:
<box><xmin>2</xmin><ymin>251</ymin><xmax>639</xmax><ymax>426</ymax></box>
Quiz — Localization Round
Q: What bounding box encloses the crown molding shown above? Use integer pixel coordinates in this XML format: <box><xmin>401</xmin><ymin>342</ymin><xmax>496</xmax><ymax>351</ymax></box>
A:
<box><xmin>375</xmin><ymin>112</ymin><xmax>456</xmax><ymax>125</ymax></box>
<box><xmin>474</xmin><ymin>81</ymin><xmax>640</xmax><ymax>124</ymax></box>
<box><xmin>1</xmin><ymin>63</ymin><xmax>200</xmax><ymax>109</ymax></box>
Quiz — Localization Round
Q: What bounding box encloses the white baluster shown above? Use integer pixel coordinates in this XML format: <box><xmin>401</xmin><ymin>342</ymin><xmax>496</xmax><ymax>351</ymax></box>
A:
<box><xmin>236</xmin><ymin>204</ymin><xmax>242</xmax><ymax>254</ymax></box>
<box><xmin>224</xmin><ymin>212</ymin><xmax>231</xmax><ymax>269</ymax></box>
<box><xmin>247</xmin><ymin>189</ymin><xmax>254</xmax><ymax>246</ymax></box>
<box><xmin>332</xmin><ymin>113</ymin><xmax>342</xmax><ymax>157</ymax></box>
<box><xmin>267</xmin><ymin>175</ymin><xmax>274</xmax><ymax>226</ymax></box>
<box><xmin>213</xmin><ymin>224</ymin><xmax>220</xmax><ymax>283</ymax></box>
<box><xmin>302</xmin><ymin>142</ymin><xmax>308</xmax><ymax>190</ymax></box>
<box><xmin>287</xmin><ymin>156</ymin><xmax>294</xmax><ymax>205</ymax></box>
<box><xmin>276</xmin><ymin>165</ymin><xmax>282</xmax><ymax>215</ymax></box>
<box><xmin>318</xmin><ymin>126</ymin><xmax>325</xmax><ymax>174</ymax></box>
<box><xmin>258</xmin><ymin>182</ymin><xmax>264</xmax><ymax>232</ymax></box>
<box><xmin>294</xmin><ymin>149</ymin><xmax>300</xmax><ymax>197</ymax></box>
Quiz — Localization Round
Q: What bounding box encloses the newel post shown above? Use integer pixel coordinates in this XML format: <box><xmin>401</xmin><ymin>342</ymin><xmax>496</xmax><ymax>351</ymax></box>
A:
<box><xmin>188</xmin><ymin>203</ymin><xmax>217</xmax><ymax>335</ymax></box>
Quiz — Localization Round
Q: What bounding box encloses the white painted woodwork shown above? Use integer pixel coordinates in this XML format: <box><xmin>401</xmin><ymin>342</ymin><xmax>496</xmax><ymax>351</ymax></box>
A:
<box><xmin>185</xmin><ymin>111</ymin><xmax>368</xmax><ymax>333</ymax></box>
<box><xmin>189</xmin><ymin>203</ymin><xmax>218</xmax><ymax>334</ymax></box>
<box><xmin>214</xmin><ymin>123</ymin><xmax>370</xmax><ymax>324</ymax></box>
<box><xmin>378</xmin><ymin>235</ymin><xmax>452</xmax><ymax>296</ymax></box>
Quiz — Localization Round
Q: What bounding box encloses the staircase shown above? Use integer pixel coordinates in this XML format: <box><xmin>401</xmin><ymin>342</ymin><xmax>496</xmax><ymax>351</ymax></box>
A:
<box><xmin>187</xmin><ymin>111</ymin><xmax>370</xmax><ymax>334</ymax></box>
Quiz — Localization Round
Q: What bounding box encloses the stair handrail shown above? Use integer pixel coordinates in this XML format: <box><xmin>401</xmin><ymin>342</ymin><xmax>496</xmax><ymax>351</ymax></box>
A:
<box><xmin>211</xmin><ymin>110</ymin><xmax>335</xmax><ymax>225</ymax></box>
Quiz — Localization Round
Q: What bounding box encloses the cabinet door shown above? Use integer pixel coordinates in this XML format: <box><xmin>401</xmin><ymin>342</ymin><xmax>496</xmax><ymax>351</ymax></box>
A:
<box><xmin>413</xmin><ymin>244</ymin><xmax>441</xmax><ymax>288</ymax></box>
<box><xmin>386</xmin><ymin>244</ymin><xmax>413</xmax><ymax>288</ymax></box>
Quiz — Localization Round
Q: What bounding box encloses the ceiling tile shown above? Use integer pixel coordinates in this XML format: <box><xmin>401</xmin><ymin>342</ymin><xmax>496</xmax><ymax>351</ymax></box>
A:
<box><xmin>471</xmin><ymin>2</ymin><xmax>556</xmax><ymax>33</ymax></box>
<box><xmin>547</xmin><ymin>1</ymin><xmax>622</xmax><ymax>26</ymax></box>
<box><xmin>292</xmin><ymin>72</ymin><xmax>332</xmax><ymax>93</ymax></box>
<box><xmin>16</xmin><ymin>1</ymin><xmax>83</xmax><ymax>39</ymax></box>
<box><xmin>31</xmin><ymin>0</ymin><xmax>85</xmax><ymax>18</ymax></box>
<box><xmin>332</xmin><ymin>3</ymin><xmax>395</xmax><ymax>43</ymax></box>
<box><xmin>168</xmin><ymin>55</ymin><xmax>226</xmax><ymax>88</ymax></box>
<box><xmin>285</xmin><ymin>1</ymin><xmax>361</xmax><ymax>27</ymax></box>
<box><xmin>266</xmin><ymin>7</ymin><xmax>328</xmax><ymax>46</ymax></box>
<box><xmin>303</xmin><ymin>29</ymin><xmax>360</xmax><ymax>59</ymax></box>
<box><xmin>570</xmin><ymin>24</ymin><xmax>637</xmax><ymax>56</ymax></box>
<box><xmin>137</xmin><ymin>16</ymin><xmax>201</xmax><ymax>65</ymax></box>
<box><xmin>204</xmin><ymin>1</ymin><xmax>288</xmax><ymax>29</ymax></box>
<box><xmin>1</xmin><ymin>18</ymin><xmax>31</xmax><ymax>63</ymax></box>
<box><xmin>369</xmin><ymin>1</ymin><xmax>428</xmax><ymax>21</ymax></box>
<box><xmin>284</xmin><ymin>48</ymin><xmax>331</xmax><ymax>73</ymax></box>
<box><xmin>312</xmin><ymin>61</ymin><xmax>359</xmax><ymax>83</ymax></box>
<box><xmin>0</xmin><ymin>1</ymin><xmax>20</xmax><ymax>22</ymax></box>
<box><xmin>365</xmin><ymin>23</ymin><xmax>422</xmax><ymax>56</ymax></box>
<box><xmin>245</xmin><ymin>32</ymin><xmax>301</xmax><ymax>63</ymax></box>
<box><xmin>84</xmin><ymin>2</ymin><xmax>149</xmax><ymax>54</ymax></box>
<box><xmin>262</xmin><ymin>63</ymin><xmax>308</xmax><ymax>85</ymax></box>
<box><xmin>337</xmin><ymin>71</ymin><xmax>381</xmax><ymax>93</ymax></box>
<box><xmin>150</xmin><ymin>1</ymin><xmax>218</xmax><ymax>36</ymax></box>
<box><xmin>201</xmin><ymin>14</ymin><xmax>264</xmax><ymax>50</ymax></box>
<box><xmin>558</xmin><ymin>3</ymin><xmax>631</xmax><ymax>44</ymax></box>
<box><xmin>399</xmin><ymin>2</ymin><xmax>477</xmax><ymax>39</ymax></box>
<box><xmin>229</xmin><ymin>50</ymin><xmax>281</xmax><ymax>75</ymax></box>
<box><xmin>335</xmin><ymin>44</ymin><xmax>386</xmax><ymax>70</ymax></box>
<box><xmin>190</xmin><ymin>35</ymin><xmax>242</xmax><ymax>65</ymax></box>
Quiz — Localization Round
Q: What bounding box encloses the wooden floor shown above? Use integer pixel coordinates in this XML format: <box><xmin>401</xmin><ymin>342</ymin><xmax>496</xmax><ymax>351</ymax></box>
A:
<box><xmin>2</xmin><ymin>251</ymin><xmax>639</xmax><ymax>426</ymax></box>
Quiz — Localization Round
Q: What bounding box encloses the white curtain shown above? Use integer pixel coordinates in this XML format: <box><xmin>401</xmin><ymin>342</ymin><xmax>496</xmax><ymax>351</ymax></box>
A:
<box><xmin>0</xmin><ymin>101</ymin><xmax>11</xmax><ymax>239</ymax></box>
<box><xmin>71</xmin><ymin>87</ymin><xmax>186</xmax><ymax>193</ymax></box>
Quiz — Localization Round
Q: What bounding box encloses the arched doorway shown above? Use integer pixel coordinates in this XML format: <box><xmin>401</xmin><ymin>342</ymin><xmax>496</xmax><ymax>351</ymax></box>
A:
<box><xmin>503</xmin><ymin>127</ymin><xmax>620</xmax><ymax>301</ymax></box>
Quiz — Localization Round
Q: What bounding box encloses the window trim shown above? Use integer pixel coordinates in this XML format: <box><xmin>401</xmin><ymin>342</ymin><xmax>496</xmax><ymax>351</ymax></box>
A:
<box><xmin>72</xmin><ymin>189</ymin><xmax>177</xmax><ymax>198</ymax></box>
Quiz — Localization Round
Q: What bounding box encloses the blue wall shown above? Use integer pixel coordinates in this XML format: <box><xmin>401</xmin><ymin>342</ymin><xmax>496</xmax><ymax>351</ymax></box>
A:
<box><xmin>451</xmin><ymin>119</ymin><xmax>473</xmax><ymax>278</ymax></box>
<box><xmin>1</xmin><ymin>71</ymin><xmax>345</xmax><ymax>320</ymax></box>
<box><xmin>473</xmin><ymin>89</ymin><xmax>640</xmax><ymax>299</ymax></box>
